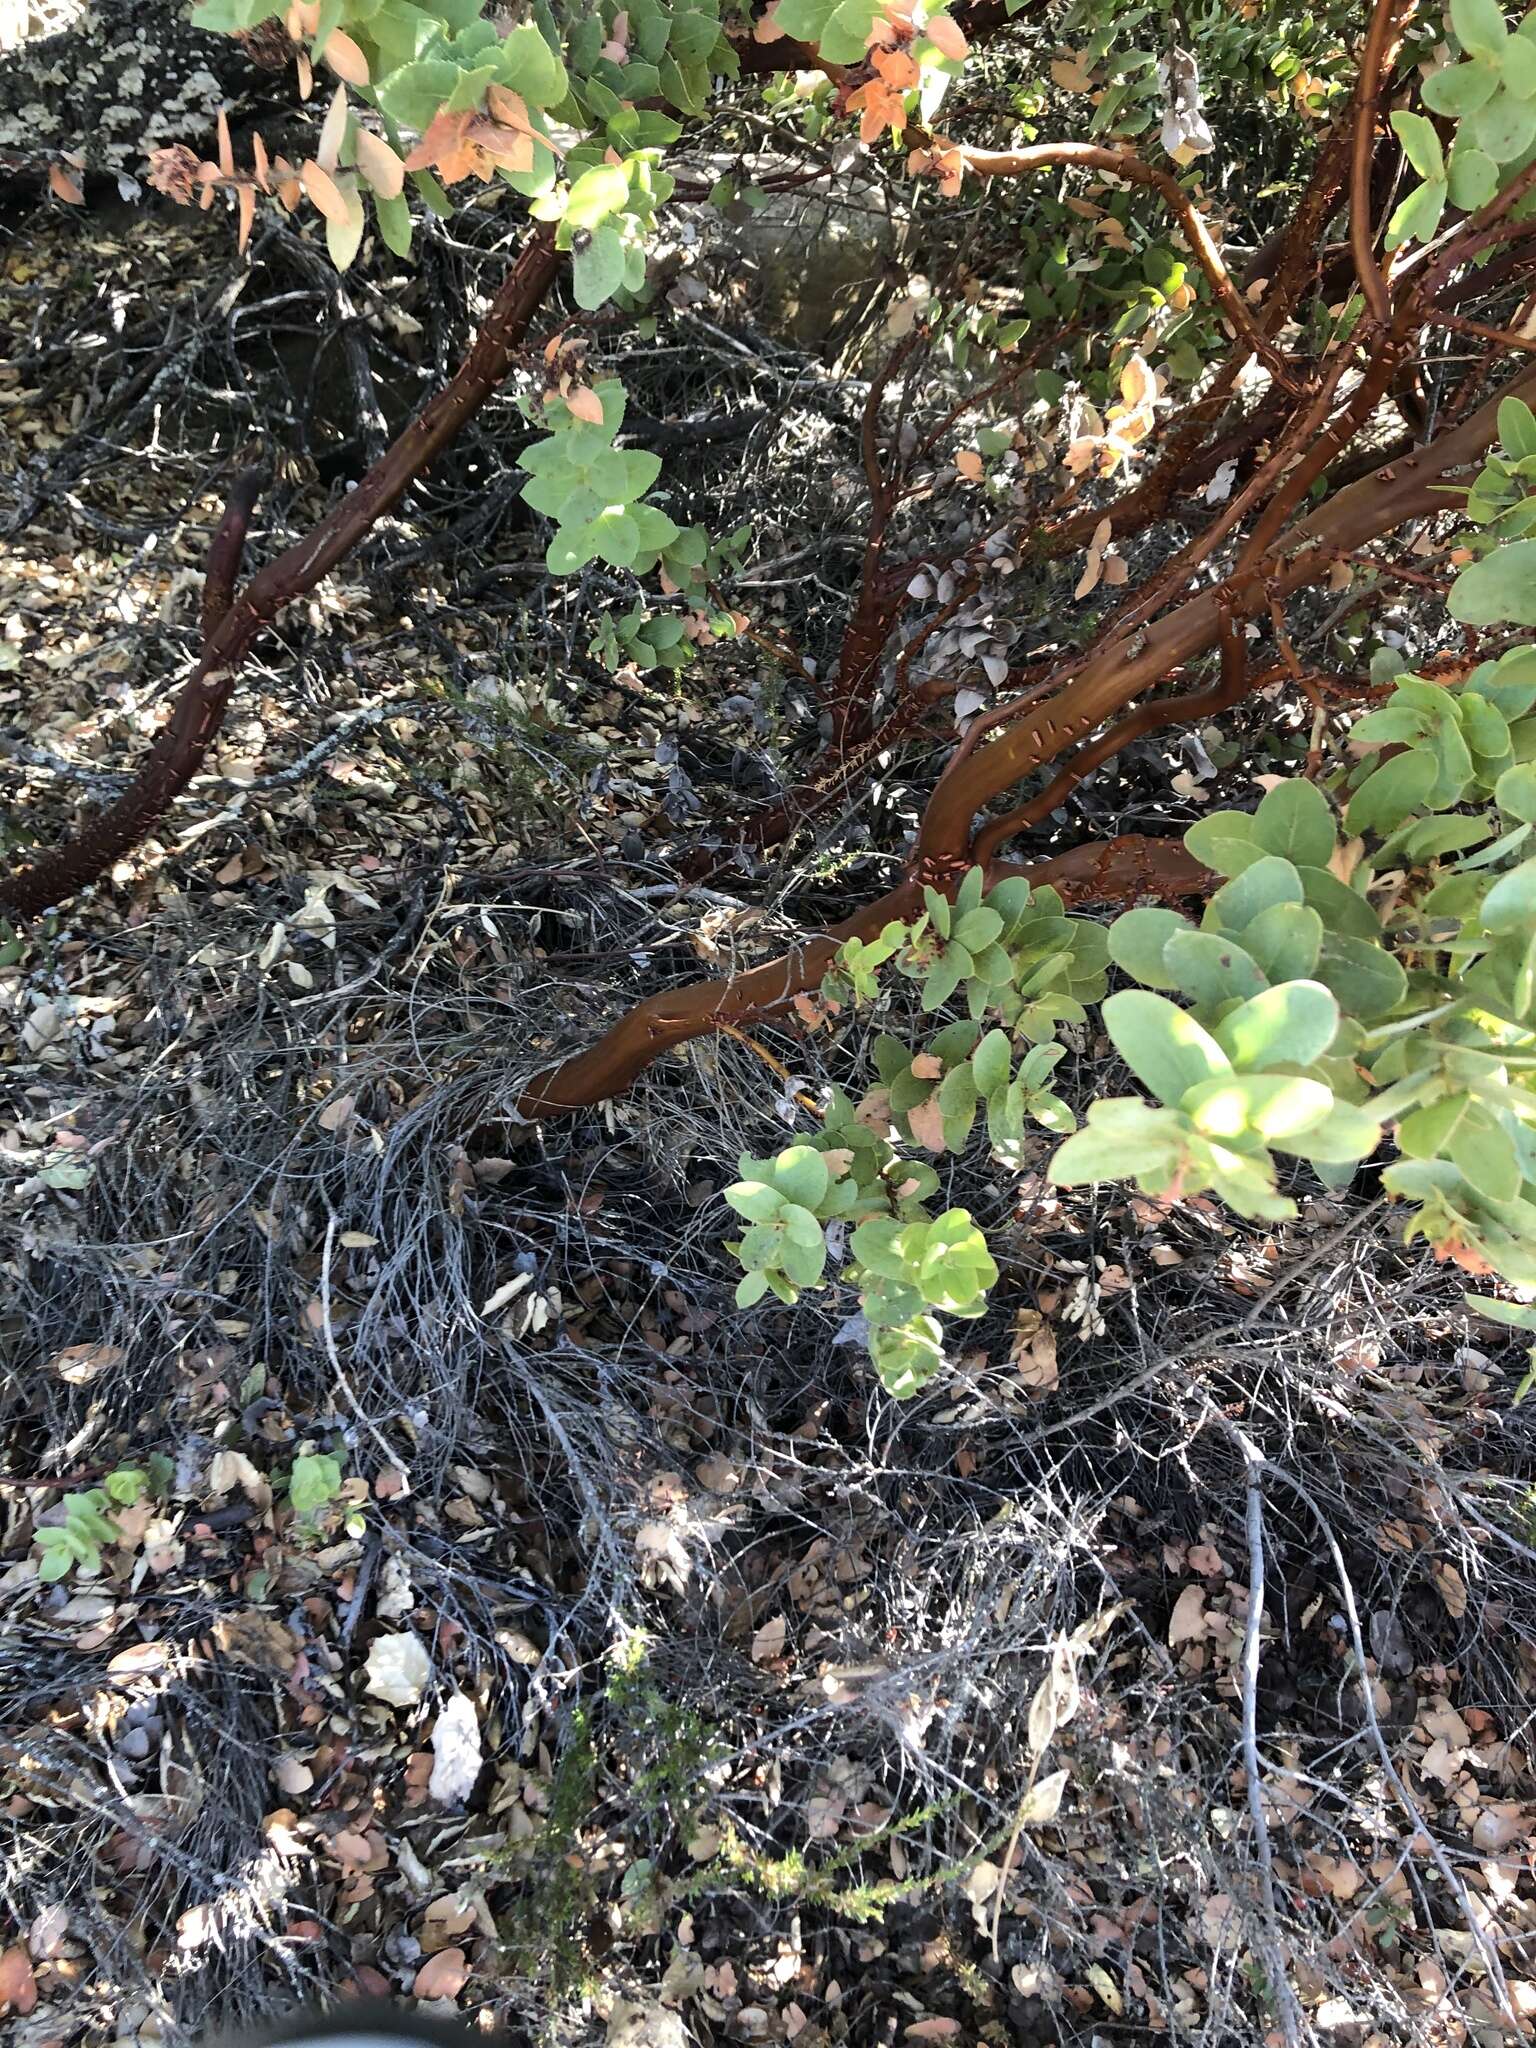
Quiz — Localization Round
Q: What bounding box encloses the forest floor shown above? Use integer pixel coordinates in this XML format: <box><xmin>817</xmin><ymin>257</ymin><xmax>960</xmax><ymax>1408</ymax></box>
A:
<box><xmin>3</xmin><ymin>186</ymin><xmax>1536</xmax><ymax>2048</ymax></box>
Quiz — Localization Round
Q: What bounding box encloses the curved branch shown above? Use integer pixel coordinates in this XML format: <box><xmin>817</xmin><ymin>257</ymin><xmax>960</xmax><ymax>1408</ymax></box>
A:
<box><xmin>917</xmin><ymin>355</ymin><xmax>1536</xmax><ymax>863</ymax></box>
<box><xmin>971</xmin><ymin>628</ymin><xmax>1273</xmax><ymax>868</ymax></box>
<box><xmin>199</xmin><ymin>466</ymin><xmax>264</xmax><ymax>642</ymax></box>
<box><xmin>0</xmin><ymin>225</ymin><xmax>562</xmax><ymax>920</ymax></box>
<box><xmin>516</xmin><ymin>835</ymin><xmax>1211</xmax><ymax>1118</ymax></box>
<box><xmin>952</xmin><ymin>141</ymin><xmax>1298</xmax><ymax>389</ymax></box>
<box><xmin>1350</xmin><ymin>0</ymin><xmax>1412</xmax><ymax>325</ymax></box>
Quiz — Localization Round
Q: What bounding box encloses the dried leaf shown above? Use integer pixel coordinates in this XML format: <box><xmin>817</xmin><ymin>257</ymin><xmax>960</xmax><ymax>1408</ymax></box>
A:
<box><xmin>302</xmin><ymin>159</ymin><xmax>349</xmax><ymax>225</ymax></box>
<box><xmin>565</xmin><ymin>385</ymin><xmax>606</xmax><ymax>424</ymax></box>
<box><xmin>955</xmin><ymin>449</ymin><xmax>984</xmax><ymax>480</ymax></box>
<box><xmin>907</xmin><ymin>1096</ymin><xmax>947</xmax><ymax>1152</ymax></box>
<box><xmin>1026</xmin><ymin>1643</ymin><xmax>1080</xmax><ymax>1755</ymax></box>
<box><xmin>325</xmin><ymin>180</ymin><xmax>367</xmax><ymax>271</ymax></box>
<box><xmin>1050</xmin><ymin>52</ymin><xmax>1096</xmax><ymax>93</ymax></box>
<box><xmin>924</xmin><ymin>14</ymin><xmax>968</xmax><ymax>61</ymax></box>
<box><xmin>324</xmin><ymin>29</ymin><xmax>371</xmax><ymax>85</ymax></box>
<box><xmin>1009</xmin><ymin>1309</ymin><xmax>1059</xmax><ymax>1395</ymax></box>
<box><xmin>0</xmin><ymin>1947</ymin><xmax>37</xmax><ymax>2016</ymax></box>
<box><xmin>273</xmin><ymin>1754</ymin><xmax>314</xmax><ymax>1795</ymax></box>
<box><xmin>1167</xmin><ymin>1583</ymin><xmax>1210</xmax><ymax>1647</ymax></box>
<box><xmin>1085</xmin><ymin>1962</ymin><xmax>1124</xmax><ymax>2015</ymax></box>
<box><xmin>48</xmin><ymin>162</ymin><xmax>84</xmax><ymax>205</ymax></box>
<box><xmin>412</xmin><ymin>1945</ymin><xmax>469</xmax><ymax>2001</ymax></box>
<box><xmin>27</xmin><ymin>1905</ymin><xmax>69</xmax><ymax>1960</ymax></box>
<box><xmin>318</xmin><ymin>84</ymin><xmax>349</xmax><ymax>173</ymax></box>
<box><xmin>1429</xmin><ymin>1559</ymin><xmax>1467</xmax><ymax>1619</ymax></box>
<box><xmin>1118</xmin><ymin>354</ymin><xmax>1155</xmax><ymax>411</ymax></box>
<box><xmin>318</xmin><ymin>1090</ymin><xmax>356</xmax><ymax>1130</ymax></box>
<box><xmin>48</xmin><ymin>1342</ymin><xmax>126</xmax><ymax>1384</ymax></box>
<box><xmin>751</xmin><ymin>1613</ymin><xmax>787</xmax><ymax>1664</ymax></box>
<box><xmin>353</xmin><ymin>126</ymin><xmax>405</xmax><ymax>200</ymax></box>
<box><xmin>1016</xmin><ymin>1767</ymin><xmax>1068</xmax><ymax>1827</ymax></box>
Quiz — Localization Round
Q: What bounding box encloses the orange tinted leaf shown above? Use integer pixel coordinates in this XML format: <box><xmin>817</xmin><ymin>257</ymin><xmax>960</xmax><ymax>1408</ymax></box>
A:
<box><xmin>48</xmin><ymin>162</ymin><xmax>84</xmax><ymax>204</ymax></box>
<box><xmin>413</xmin><ymin>1947</ymin><xmax>469</xmax><ymax>2001</ymax></box>
<box><xmin>325</xmin><ymin>180</ymin><xmax>367</xmax><ymax>270</ymax></box>
<box><xmin>565</xmin><ymin>385</ymin><xmax>606</xmax><ymax>424</ymax></box>
<box><xmin>217</xmin><ymin>106</ymin><xmax>235</xmax><ymax>176</ymax></box>
<box><xmin>955</xmin><ymin>449</ymin><xmax>984</xmax><ymax>480</ymax></box>
<box><xmin>237</xmin><ymin>181</ymin><xmax>255</xmax><ymax>254</ymax></box>
<box><xmin>353</xmin><ymin>126</ymin><xmax>405</xmax><ymax>200</ymax></box>
<box><xmin>317</xmin><ymin>83</ymin><xmax>349</xmax><ymax>173</ymax></box>
<box><xmin>324</xmin><ymin>29</ymin><xmax>370</xmax><ymax>86</ymax></box>
<box><xmin>908</xmin><ymin>1097</ymin><xmax>947</xmax><ymax>1152</ymax></box>
<box><xmin>302</xmin><ymin>159</ymin><xmax>349</xmax><ymax>224</ymax></box>
<box><xmin>925</xmin><ymin>14</ymin><xmax>969</xmax><ymax>60</ymax></box>
<box><xmin>872</xmin><ymin>48</ymin><xmax>919</xmax><ymax>88</ymax></box>
<box><xmin>1118</xmin><ymin>352</ymin><xmax>1156</xmax><ymax>410</ymax></box>
<box><xmin>0</xmin><ymin>1947</ymin><xmax>37</xmax><ymax>2015</ymax></box>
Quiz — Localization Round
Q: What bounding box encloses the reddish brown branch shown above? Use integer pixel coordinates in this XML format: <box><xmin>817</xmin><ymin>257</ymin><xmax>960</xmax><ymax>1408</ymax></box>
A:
<box><xmin>515</xmin><ymin>835</ymin><xmax>1209</xmax><ymax>1117</ymax></box>
<box><xmin>200</xmin><ymin>467</ymin><xmax>264</xmax><ymax>643</ymax></box>
<box><xmin>1350</xmin><ymin>0</ymin><xmax>1410</xmax><ymax>327</ymax></box>
<box><xmin>917</xmin><ymin>356</ymin><xmax>1536</xmax><ymax>864</ymax></box>
<box><xmin>1431</xmin><ymin>309</ymin><xmax>1536</xmax><ymax>354</ymax></box>
<box><xmin>970</xmin><ymin>632</ymin><xmax>1274</xmax><ymax>868</ymax></box>
<box><xmin>0</xmin><ymin>226</ymin><xmax>563</xmax><ymax>919</ymax></box>
<box><xmin>953</xmin><ymin>141</ymin><xmax>1298</xmax><ymax>389</ymax></box>
<box><xmin>520</xmin><ymin>362</ymin><xmax>1530</xmax><ymax>1120</ymax></box>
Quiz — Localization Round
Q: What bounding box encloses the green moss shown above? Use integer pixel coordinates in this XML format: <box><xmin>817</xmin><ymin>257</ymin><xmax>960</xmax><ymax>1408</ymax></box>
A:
<box><xmin>494</xmin><ymin>1705</ymin><xmax>601</xmax><ymax>2000</ymax></box>
<box><xmin>603</xmin><ymin>1631</ymin><xmax>727</xmax><ymax>1834</ymax></box>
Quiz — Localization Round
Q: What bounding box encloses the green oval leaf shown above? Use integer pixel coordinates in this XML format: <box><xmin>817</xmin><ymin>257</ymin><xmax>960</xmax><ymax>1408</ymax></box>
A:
<box><xmin>771</xmin><ymin>1146</ymin><xmax>831</xmax><ymax>1211</ymax></box>
<box><xmin>1162</xmin><ymin>928</ymin><xmax>1269</xmax><ymax>1006</ymax></box>
<box><xmin>1106</xmin><ymin>905</ymin><xmax>1193</xmax><ymax>988</ymax></box>
<box><xmin>1450</xmin><ymin>539</ymin><xmax>1536</xmax><ymax>626</ymax></box>
<box><xmin>1102</xmin><ymin>990</ymin><xmax>1231</xmax><ymax>1107</ymax></box>
<box><xmin>1345</xmin><ymin>748</ymin><xmax>1438</xmax><ymax>835</ymax></box>
<box><xmin>1481</xmin><ymin>853</ymin><xmax>1536</xmax><ymax>932</ymax></box>
<box><xmin>1212</xmin><ymin>980</ymin><xmax>1340</xmax><ymax>1070</ymax></box>
<box><xmin>1205</xmin><ymin>855</ymin><xmax>1304</xmax><ymax>934</ymax></box>
<box><xmin>1390</xmin><ymin>110</ymin><xmax>1444</xmax><ymax>182</ymax></box>
<box><xmin>1182</xmin><ymin>1071</ymin><xmax>1333</xmax><ymax>1142</ymax></box>
<box><xmin>1252</xmin><ymin>780</ymin><xmax>1337</xmax><ymax>866</ymax></box>
<box><xmin>1316</xmin><ymin>933</ymin><xmax>1408</xmax><ymax>1020</ymax></box>
<box><xmin>1183</xmin><ymin>809</ymin><xmax>1265</xmax><ymax>876</ymax></box>
<box><xmin>1451</xmin><ymin>0</ymin><xmax>1508</xmax><ymax>63</ymax></box>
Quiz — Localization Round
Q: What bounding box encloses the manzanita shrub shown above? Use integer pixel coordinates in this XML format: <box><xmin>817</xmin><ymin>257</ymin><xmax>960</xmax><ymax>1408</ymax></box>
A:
<box><xmin>26</xmin><ymin>3</ymin><xmax>1536</xmax><ymax>1394</ymax></box>
<box><xmin>729</xmin><ymin>403</ymin><xmax>1536</xmax><ymax>1395</ymax></box>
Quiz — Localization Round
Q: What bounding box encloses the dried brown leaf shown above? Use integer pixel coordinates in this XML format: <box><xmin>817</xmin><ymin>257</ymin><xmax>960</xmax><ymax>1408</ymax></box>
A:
<box><xmin>412</xmin><ymin>1945</ymin><xmax>469</xmax><ymax>2001</ymax></box>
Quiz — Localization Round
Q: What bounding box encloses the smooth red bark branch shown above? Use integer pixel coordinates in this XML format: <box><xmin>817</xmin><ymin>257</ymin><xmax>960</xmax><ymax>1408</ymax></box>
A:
<box><xmin>515</xmin><ymin>835</ymin><xmax>1210</xmax><ymax>1118</ymax></box>
<box><xmin>916</xmin><ymin>357</ymin><xmax>1535</xmax><ymax>865</ymax></box>
<box><xmin>1350</xmin><ymin>0</ymin><xmax>1410</xmax><ymax>327</ymax></box>
<box><xmin>0</xmin><ymin>226</ymin><xmax>563</xmax><ymax>920</ymax></box>
<box><xmin>952</xmin><ymin>141</ymin><xmax>1298</xmax><ymax>389</ymax></box>
<box><xmin>200</xmin><ymin>467</ymin><xmax>264</xmax><ymax>642</ymax></box>
<box><xmin>518</xmin><ymin>353</ymin><xmax>1530</xmax><ymax>1120</ymax></box>
<box><xmin>970</xmin><ymin>630</ymin><xmax>1274</xmax><ymax>868</ymax></box>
